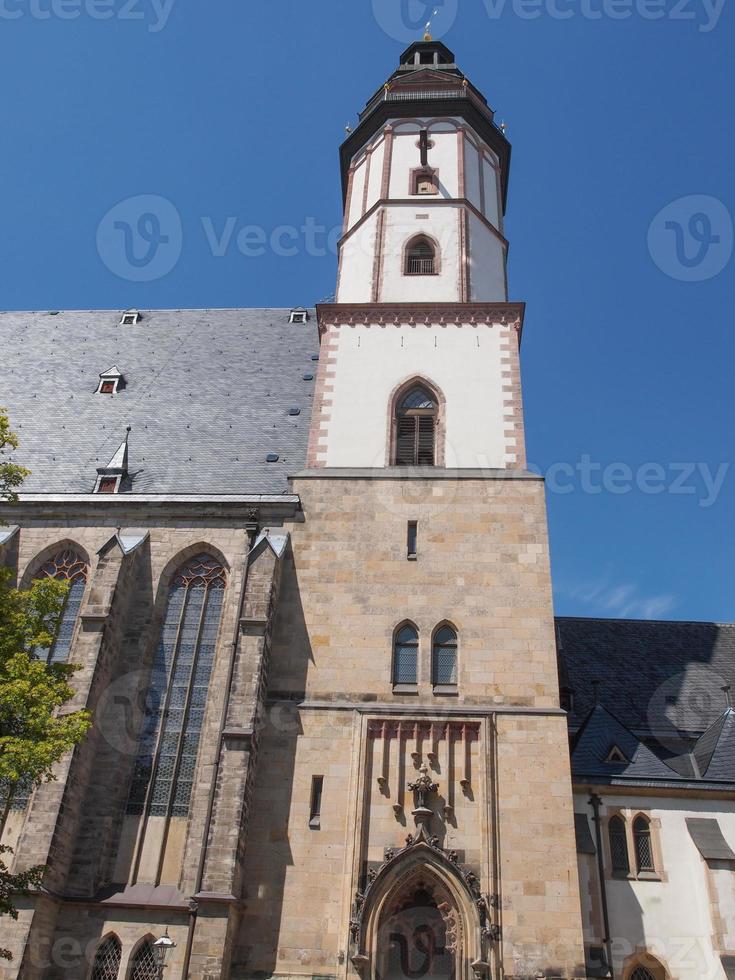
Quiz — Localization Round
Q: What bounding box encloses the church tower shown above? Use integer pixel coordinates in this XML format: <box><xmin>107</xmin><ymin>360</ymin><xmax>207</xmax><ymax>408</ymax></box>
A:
<box><xmin>238</xmin><ymin>41</ymin><xmax>587</xmax><ymax>980</ymax></box>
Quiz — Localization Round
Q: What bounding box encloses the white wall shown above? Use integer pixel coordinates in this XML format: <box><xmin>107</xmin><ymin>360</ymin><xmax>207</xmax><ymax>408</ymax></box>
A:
<box><xmin>468</xmin><ymin>213</ymin><xmax>507</xmax><ymax>302</ymax></box>
<box><xmin>319</xmin><ymin>321</ymin><xmax>514</xmax><ymax>469</ymax></box>
<box><xmin>380</xmin><ymin>205</ymin><xmax>462</xmax><ymax>303</ymax></box>
<box><xmin>575</xmin><ymin>792</ymin><xmax>735</xmax><ymax>980</ymax></box>
<box><xmin>337</xmin><ymin>210</ymin><xmax>381</xmax><ymax>303</ymax></box>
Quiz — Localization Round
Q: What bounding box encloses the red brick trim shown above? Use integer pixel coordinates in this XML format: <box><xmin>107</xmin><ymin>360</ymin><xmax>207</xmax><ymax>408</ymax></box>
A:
<box><xmin>381</xmin><ymin>127</ymin><xmax>393</xmax><ymax>199</ymax></box>
<box><xmin>371</xmin><ymin>209</ymin><xmax>386</xmax><ymax>303</ymax></box>
<box><xmin>457</xmin><ymin>128</ymin><xmax>466</xmax><ymax>198</ymax></box>
<box><xmin>499</xmin><ymin>323</ymin><xmax>526</xmax><ymax>468</ymax></box>
<box><xmin>362</xmin><ymin>150</ymin><xmax>372</xmax><ymax>217</ymax></box>
<box><xmin>305</xmin><ymin>327</ymin><xmax>339</xmax><ymax>468</ymax></box>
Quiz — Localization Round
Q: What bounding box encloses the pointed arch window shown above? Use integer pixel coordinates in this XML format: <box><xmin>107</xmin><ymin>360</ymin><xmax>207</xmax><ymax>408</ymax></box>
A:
<box><xmin>126</xmin><ymin>553</ymin><xmax>226</xmax><ymax>819</ymax></box>
<box><xmin>90</xmin><ymin>936</ymin><xmax>122</xmax><ymax>980</ymax></box>
<box><xmin>393</xmin><ymin>624</ymin><xmax>418</xmax><ymax>687</ymax></box>
<box><xmin>432</xmin><ymin>625</ymin><xmax>458</xmax><ymax>688</ymax></box>
<box><xmin>633</xmin><ymin>816</ymin><xmax>655</xmax><ymax>872</ymax></box>
<box><xmin>36</xmin><ymin>549</ymin><xmax>88</xmax><ymax>665</ymax></box>
<box><xmin>631</xmin><ymin>968</ymin><xmax>657</xmax><ymax>980</ymax></box>
<box><xmin>405</xmin><ymin>236</ymin><xmax>437</xmax><ymax>275</ymax></box>
<box><xmin>609</xmin><ymin>815</ymin><xmax>630</xmax><ymax>874</ymax></box>
<box><xmin>129</xmin><ymin>941</ymin><xmax>158</xmax><ymax>980</ymax></box>
<box><xmin>393</xmin><ymin>385</ymin><xmax>436</xmax><ymax>467</ymax></box>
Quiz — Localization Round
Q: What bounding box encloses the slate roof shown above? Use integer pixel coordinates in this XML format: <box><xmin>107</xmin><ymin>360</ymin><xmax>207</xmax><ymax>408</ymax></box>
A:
<box><xmin>560</xmin><ymin>619</ymin><xmax>735</xmax><ymax>787</ymax></box>
<box><xmin>693</xmin><ymin>708</ymin><xmax>735</xmax><ymax>779</ymax></box>
<box><xmin>556</xmin><ymin>617</ymin><xmax>735</xmax><ymax>737</ymax></box>
<box><xmin>0</xmin><ymin>309</ymin><xmax>318</xmax><ymax>495</ymax></box>
<box><xmin>571</xmin><ymin>703</ymin><xmax>682</xmax><ymax>782</ymax></box>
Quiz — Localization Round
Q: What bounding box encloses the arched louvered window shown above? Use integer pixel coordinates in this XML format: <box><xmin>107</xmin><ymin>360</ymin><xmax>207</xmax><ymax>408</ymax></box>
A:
<box><xmin>634</xmin><ymin>815</ymin><xmax>655</xmax><ymax>872</ymax></box>
<box><xmin>90</xmin><ymin>936</ymin><xmax>122</xmax><ymax>980</ymax></box>
<box><xmin>393</xmin><ymin>624</ymin><xmax>418</xmax><ymax>687</ymax></box>
<box><xmin>393</xmin><ymin>385</ymin><xmax>436</xmax><ymax>467</ymax></box>
<box><xmin>36</xmin><ymin>549</ymin><xmax>88</xmax><ymax>664</ymax></box>
<box><xmin>432</xmin><ymin>625</ymin><xmax>458</xmax><ymax>687</ymax></box>
<box><xmin>126</xmin><ymin>554</ymin><xmax>226</xmax><ymax>819</ymax></box>
<box><xmin>609</xmin><ymin>815</ymin><xmax>629</xmax><ymax>873</ymax></box>
<box><xmin>404</xmin><ymin>236</ymin><xmax>437</xmax><ymax>275</ymax></box>
<box><xmin>128</xmin><ymin>941</ymin><xmax>158</xmax><ymax>980</ymax></box>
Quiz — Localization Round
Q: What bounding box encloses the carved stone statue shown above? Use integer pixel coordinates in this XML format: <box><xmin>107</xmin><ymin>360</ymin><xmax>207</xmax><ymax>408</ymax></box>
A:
<box><xmin>408</xmin><ymin>763</ymin><xmax>439</xmax><ymax>821</ymax></box>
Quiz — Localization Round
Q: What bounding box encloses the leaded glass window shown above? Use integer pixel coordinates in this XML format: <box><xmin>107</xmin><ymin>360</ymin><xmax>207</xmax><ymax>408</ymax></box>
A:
<box><xmin>609</xmin><ymin>815</ymin><xmax>629</xmax><ymax>873</ymax></box>
<box><xmin>634</xmin><ymin>816</ymin><xmax>654</xmax><ymax>872</ymax></box>
<box><xmin>36</xmin><ymin>549</ymin><xmax>88</xmax><ymax>664</ymax></box>
<box><xmin>129</xmin><ymin>941</ymin><xmax>158</xmax><ymax>980</ymax></box>
<box><xmin>126</xmin><ymin>553</ymin><xmax>226</xmax><ymax>819</ymax></box>
<box><xmin>432</xmin><ymin>625</ymin><xmax>458</xmax><ymax>686</ymax></box>
<box><xmin>393</xmin><ymin>625</ymin><xmax>418</xmax><ymax>686</ymax></box>
<box><xmin>91</xmin><ymin>936</ymin><xmax>122</xmax><ymax>980</ymax></box>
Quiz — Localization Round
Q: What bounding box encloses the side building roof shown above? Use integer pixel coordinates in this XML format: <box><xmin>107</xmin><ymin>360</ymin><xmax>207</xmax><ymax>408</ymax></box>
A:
<box><xmin>556</xmin><ymin>616</ymin><xmax>735</xmax><ymax>738</ymax></box>
<box><xmin>0</xmin><ymin>309</ymin><xmax>318</xmax><ymax>495</ymax></box>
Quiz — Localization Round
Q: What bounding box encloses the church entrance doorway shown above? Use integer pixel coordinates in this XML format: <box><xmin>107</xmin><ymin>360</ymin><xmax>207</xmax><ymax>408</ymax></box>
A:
<box><xmin>377</xmin><ymin>877</ymin><xmax>458</xmax><ymax>980</ymax></box>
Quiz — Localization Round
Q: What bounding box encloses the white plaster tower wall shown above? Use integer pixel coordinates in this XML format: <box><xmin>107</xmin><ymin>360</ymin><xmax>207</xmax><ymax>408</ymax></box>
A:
<box><xmin>337</xmin><ymin>116</ymin><xmax>508</xmax><ymax>304</ymax></box>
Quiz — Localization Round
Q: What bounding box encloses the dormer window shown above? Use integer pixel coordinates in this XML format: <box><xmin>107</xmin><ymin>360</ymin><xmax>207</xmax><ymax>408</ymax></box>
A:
<box><xmin>289</xmin><ymin>309</ymin><xmax>309</xmax><ymax>324</ymax></box>
<box><xmin>96</xmin><ymin>366</ymin><xmax>124</xmax><ymax>395</ymax></box>
<box><xmin>97</xmin><ymin>476</ymin><xmax>119</xmax><ymax>494</ymax></box>
<box><xmin>605</xmin><ymin>745</ymin><xmax>629</xmax><ymax>764</ymax></box>
<box><xmin>120</xmin><ymin>309</ymin><xmax>140</xmax><ymax>326</ymax></box>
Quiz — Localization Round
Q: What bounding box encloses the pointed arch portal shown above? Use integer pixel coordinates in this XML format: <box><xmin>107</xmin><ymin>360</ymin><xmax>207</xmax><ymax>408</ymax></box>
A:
<box><xmin>350</xmin><ymin>831</ymin><xmax>493</xmax><ymax>980</ymax></box>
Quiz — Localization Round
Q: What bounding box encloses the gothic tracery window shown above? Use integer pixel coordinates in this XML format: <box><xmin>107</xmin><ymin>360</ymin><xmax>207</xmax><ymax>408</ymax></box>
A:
<box><xmin>432</xmin><ymin>625</ymin><xmax>458</xmax><ymax>687</ymax></box>
<box><xmin>128</xmin><ymin>941</ymin><xmax>158</xmax><ymax>980</ymax></box>
<box><xmin>404</xmin><ymin>236</ymin><xmax>437</xmax><ymax>275</ymax></box>
<box><xmin>393</xmin><ymin>385</ymin><xmax>437</xmax><ymax>467</ymax></box>
<box><xmin>90</xmin><ymin>936</ymin><xmax>122</xmax><ymax>980</ymax></box>
<box><xmin>36</xmin><ymin>549</ymin><xmax>88</xmax><ymax>664</ymax></box>
<box><xmin>126</xmin><ymin>553</ymin><xmax>226</xmax><ymax>819</ymax></box>
<box><xmin>609</xmin><ymin>815</ymin><xmax>629</xmax><ymax>874</ymax></box>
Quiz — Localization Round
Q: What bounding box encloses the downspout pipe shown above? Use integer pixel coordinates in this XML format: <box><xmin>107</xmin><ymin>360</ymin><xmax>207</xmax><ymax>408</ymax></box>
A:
<box><xmin>181</xmin><ymin>523</ymin><xmax>259</xmax><ymax>979</ymax></box>
<box><xmin>589</xmin><ymin>792</ymin><xmax>615</xmax><ymax>979</ymax></box>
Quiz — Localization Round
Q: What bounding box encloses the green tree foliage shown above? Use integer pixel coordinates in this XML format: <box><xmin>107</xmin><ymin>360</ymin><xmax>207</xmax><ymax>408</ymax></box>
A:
<box><xmin>0</xmin><ymin>410</ymin><xmax>29</xmax><ymax>506</ymax></box>
<box><xmin>0</xmin><ymin>411</ymin><xmax>92</xmax><ymax>958</ymax></box>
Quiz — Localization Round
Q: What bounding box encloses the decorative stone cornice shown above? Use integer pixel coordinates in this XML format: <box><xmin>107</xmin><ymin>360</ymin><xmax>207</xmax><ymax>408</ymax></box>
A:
<box><xmin>316</xmin><ymin>302</ymin><xmax>524</xmax><ymax>333</ymax></box>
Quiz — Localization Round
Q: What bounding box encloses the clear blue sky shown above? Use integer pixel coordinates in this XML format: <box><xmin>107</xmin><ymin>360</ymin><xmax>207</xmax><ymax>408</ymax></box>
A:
<box><xmin>1</xmin><ymin>0</ymin><xmax>732</xmax><ymax>622</ymax></box>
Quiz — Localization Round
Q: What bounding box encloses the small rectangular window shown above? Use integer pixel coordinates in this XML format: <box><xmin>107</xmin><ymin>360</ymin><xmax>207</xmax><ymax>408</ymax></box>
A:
<box><xmin>309</xmin><ymin>775</ymin><xmax>323</xmax><ymax>829</ymax></box>
<box><xmin>407</xmin><ymin>521</ymin><xmax>417</xmax><ymax>560</ymax></box>
<box><xmin>100</xmin><ymin>380</ymin><xmax>115</xmax><ymax>394</ymax></box>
